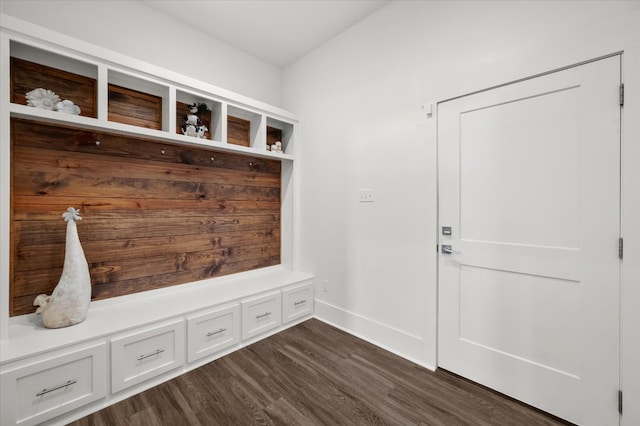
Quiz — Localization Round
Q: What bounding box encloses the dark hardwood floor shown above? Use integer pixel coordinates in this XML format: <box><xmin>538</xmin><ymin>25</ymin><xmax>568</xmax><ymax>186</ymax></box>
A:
<box><xmin>70</xmin><ymin>319</ymin><xmax>570</xmax><ymax>425</ymax></box>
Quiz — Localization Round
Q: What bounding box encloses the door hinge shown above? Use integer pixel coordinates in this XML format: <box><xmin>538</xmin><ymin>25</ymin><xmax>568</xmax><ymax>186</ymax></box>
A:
<box><xmin>620</xmin><ymin>83</ymin><xmax>624</xmax><ymax>107</ymax></box>
<box><xmin>619</xmin><ymin>238</ymin><xmax>624</xmax><ymax>259</ymax></box>
<box><xmin>618</xmin><ymin>390</ymin><xmax>623</xmax><ymax>414</ymax></box>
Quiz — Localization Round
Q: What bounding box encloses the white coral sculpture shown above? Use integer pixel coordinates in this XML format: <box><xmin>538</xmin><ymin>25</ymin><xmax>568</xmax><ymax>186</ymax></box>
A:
<box><xmin>25</xmin><ymin>88</ymin><xmax>61</xmax><ymax>110</ymax></box>
<box><xmin>56</xmin><ymin>99</ymin><xmax>81</xmax><ymax>115</ymax></box>
<box><xmin>33</xmin><ymin>207</ymin><xmax>92</xmax><ymax>328</ymax></box>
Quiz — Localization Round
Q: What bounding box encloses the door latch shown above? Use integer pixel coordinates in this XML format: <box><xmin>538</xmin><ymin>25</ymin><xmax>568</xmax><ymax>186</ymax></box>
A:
<box><xmin>441</xmin><ymin>245</ymin><xmax>461</xmax><ymax>254</ymax></box>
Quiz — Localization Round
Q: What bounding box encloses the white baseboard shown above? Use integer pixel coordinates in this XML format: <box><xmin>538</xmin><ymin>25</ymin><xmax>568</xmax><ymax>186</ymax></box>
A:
<box><xmin>313</xmin><ymin>299</ymin><xmax>435</xmax><ymax>371</ymax></box>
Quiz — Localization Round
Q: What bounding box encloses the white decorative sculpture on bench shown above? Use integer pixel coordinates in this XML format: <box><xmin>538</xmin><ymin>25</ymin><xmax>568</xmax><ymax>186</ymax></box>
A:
<box><xmin>33</xmin><ymin>207</ymin><xmax>92</xmax><ymax>328</ymax></box>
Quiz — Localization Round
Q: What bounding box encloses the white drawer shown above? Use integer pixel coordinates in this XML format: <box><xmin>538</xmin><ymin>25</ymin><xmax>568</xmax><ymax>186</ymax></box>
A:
<box><xmin>186</xmin><ymin>304</ymin><xmax>240</xmax><ymax>363</ymax></box>
<box><xmin>111</xmin><ymin>319</ymin><xmax>185</xmax><ymax>394</ymax></box>
<box><xmin>282</xmin><ymin>283</ymin><xmax>314</xmax><ymax>323</ymax></box>
<box><xmin>0</xmin><ymin>341</ymin><xmax>107</xmax><ymax>426</ymax></box>
<box><xmin>241</xmin><ymin>291</ymin><xmax>282</xmax><ymax>340</ymax></box>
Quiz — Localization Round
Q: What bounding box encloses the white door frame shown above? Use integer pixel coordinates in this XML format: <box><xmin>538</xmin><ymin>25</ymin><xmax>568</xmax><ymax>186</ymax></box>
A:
<box><xmin>434</xmin><ymin>47</ymin><xmax>640</xmax><ymax>425</ymax></box>
<box><xmin>621</xmin><ymin>45</ymin><xmax>640</xmax><ymax>426</ymax></box>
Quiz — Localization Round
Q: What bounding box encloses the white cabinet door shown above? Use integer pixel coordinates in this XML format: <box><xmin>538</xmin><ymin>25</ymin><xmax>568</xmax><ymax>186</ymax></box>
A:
<box><xmin>111</xmin><ymin>319</ymin><xmax>185</xmax><ymax>393</ymax></box>
<box><xmin>241</xmin><ymin>291</ymin><xmax>281</xmax><ymax>340</ymax></box>
<box><xmin>438</xmin><ymin>55</ymin><xmax>621</xmax><ymax>425</ymax></box>
<box><xmin>0</xmin><ymin>342</ymin><xmax>107</xmax><ymax>426</ymax></box>
<box><xmin>282</xmin><ymin>283</ymin><xmax>313</xmax><ymax>324</ymax></box>
<box><xmin>186</xmin><ymin>304</ymin><xmax>240</xmax><ymax>363</ymax></box>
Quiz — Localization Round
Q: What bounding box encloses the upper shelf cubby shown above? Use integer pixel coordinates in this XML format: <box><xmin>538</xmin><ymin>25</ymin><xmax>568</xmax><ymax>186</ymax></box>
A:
<box><xmin>9</xmin><ymin>40</ymin><xmax>98</xmax><ymax>118</ymax></box>
<box><xmin>176</xmin><ymin>90</ymin><xmax>223</xmax><ymax>142</ymax></box>
<box><xmin>108</xmin><ymin>69</ymin><xmax>169</xmax><ymax>131</ymax></box>
<box><xmin>5</xmin><ymin>30</ymin><xmax>296</xmax><ymax>162</ymax></box>
<box><xmin>227</xmin><ymin>105</ymin><xmax>263</xmax><ymax>149</ymax></box>
<box><xmin>266</xmin><ymin>117</ymin><xmax>294</xmax><ymax>155</ymax></box>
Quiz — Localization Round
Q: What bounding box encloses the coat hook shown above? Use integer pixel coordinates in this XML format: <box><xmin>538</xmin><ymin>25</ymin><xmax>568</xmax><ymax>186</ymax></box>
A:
<box><xmin>249</xmin><ymin>162</ymin><xmax>253</xmax><ymax>167</ymax></box>
<box><xmin>161</xmin><ymin>149</ymin><xmax>165</xmax><ymax>155</ymax></box>
<box><xmin>210</xmin><ymin>156</ymin><xmax>215</xmax><ymax>162</ymax></box>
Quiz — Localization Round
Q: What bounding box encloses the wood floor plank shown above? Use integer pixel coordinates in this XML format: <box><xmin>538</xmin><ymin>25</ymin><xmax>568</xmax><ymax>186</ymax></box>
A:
<box><xmin>70</xmin><ymin>319</ymin><xmax>572</xmax><ymax>426</ymax></box>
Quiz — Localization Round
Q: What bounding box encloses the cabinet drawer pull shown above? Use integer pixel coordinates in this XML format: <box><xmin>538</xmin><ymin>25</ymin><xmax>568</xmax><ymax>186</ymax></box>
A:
<box><xmin>256</xmin><ymin>312</ymin><xmax>271</xmax><ymax>319</ymax></box>
<box><xmin>206</xmin><ymin>328</ymin><xmax>227</xmax><ymax>337</ymax></box>
<box><xmin>35</xmin><ymin>379</ymin><xmax>77</xmax><ymax>397</ymax></box>
<box><xmin>136</xmin><ymin>349</ymin><xmax>165</xmax><ymax>361</ymax></box>
<box><xmin>294</xmin><ymin>300</ymin><xmax>307</xmax><ymax>306</ymax></box>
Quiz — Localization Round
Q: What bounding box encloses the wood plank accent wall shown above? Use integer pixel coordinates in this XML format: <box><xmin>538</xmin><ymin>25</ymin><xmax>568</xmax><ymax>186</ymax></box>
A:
<box><xmin>11</xmin><ymin>57</ymin><xmax>97</xmax><ymax>118</ymax></box>
<box><xmin>10</xmin><ymin>118</ymin><xmax>281</xmax><ymax>317</ymax></box>
<box><xmin>227</xmin><ymin>116</ymin><xmax>251</xmax><ymax>147</ymax></box>
<box><xmin>108</xmin><ymin>84</ymin><xmax>163</xmax><ymax>130</ymax></box>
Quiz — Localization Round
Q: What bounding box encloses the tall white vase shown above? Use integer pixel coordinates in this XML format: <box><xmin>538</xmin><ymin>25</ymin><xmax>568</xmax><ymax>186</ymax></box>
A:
<box><xmin>33</xmin><ymin>207</ymin><xmax>92</xmax><ymax>328</ymax></box>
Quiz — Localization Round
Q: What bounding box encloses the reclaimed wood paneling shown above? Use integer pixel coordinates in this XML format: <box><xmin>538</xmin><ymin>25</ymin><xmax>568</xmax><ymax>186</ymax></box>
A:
<box><xmin>10</xmin><ymin>118</ymin><xmax>281</xmax><ymax>316</ymax></box>
<box><xmin>12</xmin><ymin>124</ymin><xmax>280</xmax><ymax>173</ymax></box>
<box><xmin>108</xmin><ymin>84</ymin><xmax>162</xmax><ymax>130</ymax></box>
<box><xmin>227</xmin><ymin>115</ymin><xmax>251</xmax><ymax>147</ymax></box>
<box><xmin>10</xmin><ymin>57</ymin><xmax>97</xmax><ymax>118</ymax></box>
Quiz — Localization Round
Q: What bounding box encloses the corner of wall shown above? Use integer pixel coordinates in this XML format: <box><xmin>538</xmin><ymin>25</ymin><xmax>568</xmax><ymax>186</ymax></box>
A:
<box><xmin>314</xmin><ymin>300</ymin><xmax>436</xmax><ymax>370</ymax></box>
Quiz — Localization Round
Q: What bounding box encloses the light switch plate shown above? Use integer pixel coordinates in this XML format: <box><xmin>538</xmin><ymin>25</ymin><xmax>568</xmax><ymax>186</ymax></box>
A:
<box><xmin>358</xmin><ymin>189</ymin><xmax>375</xmax><ymax>203</ymax></box>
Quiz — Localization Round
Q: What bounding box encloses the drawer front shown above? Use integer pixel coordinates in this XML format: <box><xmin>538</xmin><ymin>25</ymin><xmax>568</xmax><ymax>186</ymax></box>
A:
<box><xmin>111</xmin><ymin>319</ymin><xmax>185</xmax><ymax>393</ymax></box>
<box><xmin>186</xmin><ymin>304</ymin><xmax>240</xmax><ymax>363</ymax></box>
<box><xmin>0</xmin><ymin>342</ymin><xmax>106</xmax><ymax>426</ymax></box>
<box><xmin>241</xmin><ymin>291</ymin><xmax>282</xmax><ymax>340</ymax></box>
<box><xmin>282</xmin><ymin>283</ymin><xmax>314</xmax><ymax>323</ymax></box>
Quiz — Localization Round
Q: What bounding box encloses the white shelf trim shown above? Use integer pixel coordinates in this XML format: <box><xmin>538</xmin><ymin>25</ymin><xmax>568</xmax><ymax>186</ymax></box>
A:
<box><xmin>9</xmin><ymin>104</ymin><xmax>295</xmax><ymax>161</ymax></box>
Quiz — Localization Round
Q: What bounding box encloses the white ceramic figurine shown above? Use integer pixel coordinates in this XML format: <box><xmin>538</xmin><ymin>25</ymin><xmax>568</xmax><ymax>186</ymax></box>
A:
<box><xmin>33</xmin><ymin>207</ymin><xmax>92</xmax><ymax>328</ymax></box>
<box><xmin>182</xmin><ymin>103</ymin><xmax>208</xmax><ymax>138</ymax></box>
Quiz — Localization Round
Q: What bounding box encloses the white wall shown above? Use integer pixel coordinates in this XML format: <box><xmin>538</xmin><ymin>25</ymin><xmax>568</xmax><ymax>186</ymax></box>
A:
<box><xmin>283</xmin><ymin>0</ymin><xmax>640</xmax><ymax>370</ymax></box>
<box><xmin>0</xmin><ymin>0</ymin><xmax>282</xmax><ymax>106</ymax></box>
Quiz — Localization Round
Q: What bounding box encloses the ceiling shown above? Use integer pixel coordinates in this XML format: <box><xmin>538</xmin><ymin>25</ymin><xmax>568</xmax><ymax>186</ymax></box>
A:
<box><xmin>141</xmin><ymin>0</ymin><xmax>390</xmax><ymax>68</ymax></box>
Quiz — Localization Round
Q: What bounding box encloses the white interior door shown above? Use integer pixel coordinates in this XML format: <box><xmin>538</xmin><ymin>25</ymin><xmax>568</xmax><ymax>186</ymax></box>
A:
<box><xmin>437</xmin><ymin>56</ymin><xmax>621</xmax><ymax>425</ymax></box>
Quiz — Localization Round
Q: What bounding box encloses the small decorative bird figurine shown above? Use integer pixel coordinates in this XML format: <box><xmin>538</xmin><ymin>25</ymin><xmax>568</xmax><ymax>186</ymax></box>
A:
<box><xmin>33</xmin><ymin>207</ymin><xmax>92</xmax><ymax>328</ymax></box>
